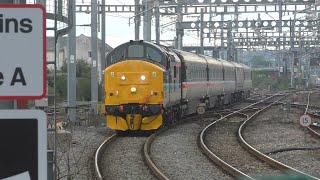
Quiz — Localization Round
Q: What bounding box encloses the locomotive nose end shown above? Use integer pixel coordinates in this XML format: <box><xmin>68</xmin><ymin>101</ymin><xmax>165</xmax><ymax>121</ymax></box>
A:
<box><xmin>104</xmin><ymin>60</ymin><xmax>165</xmax><ymax>131</ymax></box>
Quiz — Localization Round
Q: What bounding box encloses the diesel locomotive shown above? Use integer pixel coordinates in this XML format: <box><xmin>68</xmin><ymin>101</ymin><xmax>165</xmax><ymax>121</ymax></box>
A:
<box><xmin>104</xmin><ymin>40</ymin><xmax>252</xmax><ymax>131</ymax></box>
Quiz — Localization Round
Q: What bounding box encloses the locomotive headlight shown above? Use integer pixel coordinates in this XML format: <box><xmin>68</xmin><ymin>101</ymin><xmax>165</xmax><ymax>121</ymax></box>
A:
<box><xmin>130</xmin><ymin>87</ymin><xmax>137</xmax><ymax>93</ymax></box>
<box><xmin>120</xmin><ymin>75</ymin><xmax>126</xmax><ymax>80</ymax></box>
<box><xmin>140</xmin><ymin>75</ymin><xmax>146</xmax><ymax>81</ymax></box>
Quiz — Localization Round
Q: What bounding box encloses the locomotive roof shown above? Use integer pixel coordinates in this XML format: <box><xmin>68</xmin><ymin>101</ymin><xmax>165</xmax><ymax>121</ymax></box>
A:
<box><xmin>105</xmin><ymin>40</ymin><xmax>168</xmax><ymax>67</ymax></box>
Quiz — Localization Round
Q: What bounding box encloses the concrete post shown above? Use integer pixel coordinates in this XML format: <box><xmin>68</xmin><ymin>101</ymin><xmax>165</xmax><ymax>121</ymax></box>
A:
<box><xmin>220</xmin><ymin>14</ymin><xmax>224</xmax><ymax>48</ymax></box>
<box><xmin>134</xmin><ymin>0</ymin><xmax>141</xmax><ymax>40</ymax></box>
<box><xmin>290</xmin><ymin>18</ymin><xmax>295</xmax><ymax>88</ymax></box>
<box><xmin>143</xmin><ymin>0</ymin><xmax>151</xmax><ymax>41</ymax></box>
<box><xmin>227</xmin><ymin>22</ymin><xmax>233</xmax><ymax>61</ymax></box>
<box><xmin>278</xmin><ymin>0</ymin><xmax>282</xmax><ymax>33</ymax></box>
<box><xmin>91</xmin><ymin>0</ymin><xmax>98</xmax><ymax>114</ymax></box>
<box><xmin>176</xmin><ymin>0</ymin><xmax>183</xmax><ymax>50</ymax></box>
<box><xmin>101</xmin><ymin>0</ymin><xmax>106</xmax><ymax>69</ymax></box>
<box><xmin>67</xmin><ymin>0</ymin><xmax>77</xmax><ymax>122</ymax></box>
<box><xmin>200</xmin><ymin>8</ymin><xmax>204</xmax><ymax>55</ymax></box>
<box><xmin>155</xmin><ymin>2</ymin><xmax>160</xmax><ymax>44</ymax></box>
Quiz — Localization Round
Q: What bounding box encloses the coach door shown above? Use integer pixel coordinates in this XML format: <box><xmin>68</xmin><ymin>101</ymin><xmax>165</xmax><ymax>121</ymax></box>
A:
<box><xmin>235</xmin><ymin>67</ymin><xmax>244</xmax><ymax>90</ymax></box>
<box><xmin>170</xmin><ymin>56</ymin><xmax>181</xmax><ymax>105</ymax></box>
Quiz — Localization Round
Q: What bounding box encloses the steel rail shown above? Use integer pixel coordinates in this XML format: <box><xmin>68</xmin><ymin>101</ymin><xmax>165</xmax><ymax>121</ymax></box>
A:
<box><xmin>303</xmin><ymin>91</ymin><xmax>320</xmax><ymax>138</ymax></box>
<box><xmin>308</xmin><ymin>124</ymin><xmax>320</xmax><ymax>138</ymax></box>
<box><xmin>304</xmin><ymin>92</ymin><xmax>311</xmax><ymax>115</ymax></box>
<box><xmin>94</xmin><ymin>134</ymin><xmax>117</xmax><ymax>180</ymax></box>
<box><xmin>238</xmin><ymin>96</ymin><xmax>319</xmax><ymax>180</ymax></box>
<box><xmin>198</xmin><ymin>94</ymin><xmax>281</xmax><ymax>179</ymax></box>
<box><xmin>289</xmin><ymin>90</ymin><xmax>320</xmax><ymax>139</ymax></box>
<box><xmin>143</xmin><ymin>110</ymin><xmax>224</xmax><ymax>180</ymax></box>
<box><xmin>143</xmin><ymin>132</ymin><xmax>170</xmax><ymax>180</ymax></box>
<box><xmin>281</xmin><ymin>96</ymin><xmax>320</xmax><ymax>139</ymax></box>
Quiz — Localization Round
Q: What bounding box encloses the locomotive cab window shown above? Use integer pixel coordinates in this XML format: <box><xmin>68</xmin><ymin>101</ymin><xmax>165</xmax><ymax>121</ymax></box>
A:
<box><xmin>128</xmin><ymin>45</ymin><xmax>144</xmax><ymax>57</ymax></box>
<box><xmin>106</xmin><ymin>41</ymin><xmax>166</xmax><ymax>67</ymax></box>
<box><xmin>110</xmin><ymin>47</ymin><xmax>126</xmax><ymax>64</ymax></box>
<box><xmin>146</xmin><ymin>47</ymin><xmax>162</xmax><ymax>63</ymax></box>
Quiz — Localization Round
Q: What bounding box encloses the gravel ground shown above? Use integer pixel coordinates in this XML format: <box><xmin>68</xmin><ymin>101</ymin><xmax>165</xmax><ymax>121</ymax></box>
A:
<box><xmin>55</xmin><ymin>125</ymin><xmax>110</xmax><ymax>180</ymax></box>
<box><xmin>206</xmin><ymin>115</ymin><xmax>284</xmax><ymax>178</ymax></box>
<box><xmin>243</xmin><ymin>105</ymin><xmax>320</xmax><ymax>178</ymax></box>
<box><xmin>100</xmin><ymin>136</ymin><xmax>156</xmax><ymax>180</ymax></box>
<box><xmin>150</xmin><ymin>118</ymin><xmax>232</xmax><ymax>180</ymax></box>
<box><xmin>270</xmin><ymin>150</ymin><xmax>320</xmax><ymax>175</ymax></box>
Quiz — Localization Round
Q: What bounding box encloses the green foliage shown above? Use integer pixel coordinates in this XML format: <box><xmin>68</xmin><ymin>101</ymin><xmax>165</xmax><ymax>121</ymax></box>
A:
<box><xmin>47</xmin><ymin>59</ymin><xmax>95</xmax><ymax>102</ymax></box>
<box><xmin>60</xmin><ymin>60</ymin><xmax>67</xmax><ymax>73</ymax></box>
<box><xmin>77</xmin><ymin>78</ymin><xmax>91</xmax><ymax>101</ymax></box>
<box><xmin>56</xmin><ymin>75</ymin><xmax>67</xmax><ymax>101</ymax></box>
<box><xmin>251</xmin><ymin>55</ymin><xmax>271</xmax><ymax>68</ymax></box>
<box><xmin>76</xmin><ymin>60</ymin><xmax>91</xmax><ymax>78</ymax></box>
<box><xmin>252</xmin><ymin>70</ymin><xmax>289</xmax><ymax>90</ymax></box>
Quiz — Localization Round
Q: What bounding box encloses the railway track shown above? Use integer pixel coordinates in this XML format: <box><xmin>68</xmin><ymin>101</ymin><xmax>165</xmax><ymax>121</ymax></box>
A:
<box><xmin>142</xmin><ymin>108</ymin><xmax>249</xmax><ymax>180</ymax></box>
<box><xmin>143</xmin><ymin>131</ymin><xmax>170</xmax><ymax>180</ymax></box>
<box><xmin>94</xmin><ymin>103</ymin><xmax>236</xmax><ymax>180</ymax></box>
<box><xmin>95</xmin><ymin>134</ymin><xmax>117</xmax><ymax>180</ymax></box>
<box><xmin>94</xmin><ymin>90</ymin><xmax>319</xmax><ymax>180</ymax></box>
<box><xmin>308</xmin><ymin>125</ymin><xmax>320</xmax><ymax>137</ymax></box>
<box><xmin>95</xmin><ymin>134</ymin><xmax>156</xmax><ymax>180</ymax></box>
<box><xmin>303</xmin><ymin>91</ymin><xmax>320</xmax><ymax>139</ymax></box>
<box><xmin>199</xmin><ymin>93</ymin><xmax>319</xmax><ymax>180</ymax></box>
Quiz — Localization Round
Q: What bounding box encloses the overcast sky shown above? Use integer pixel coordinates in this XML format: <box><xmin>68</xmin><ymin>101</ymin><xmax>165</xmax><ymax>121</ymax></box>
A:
<box><xmin>76</xmin><ymin>0</ymin><xmax>157</xmax><ymax>48</ymax></box>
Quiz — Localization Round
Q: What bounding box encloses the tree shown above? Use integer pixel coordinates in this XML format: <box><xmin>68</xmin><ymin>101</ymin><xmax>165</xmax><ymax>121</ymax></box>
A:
<box><xmin>251</xmin><ymin>55</ymin><xmax>270</xmax><ymax>68</ymax></box>
<box><xmin>76</xmin><ymin>60</ymin><xmax>91</xmax><ymax>78</ymax></box>
<box><xmin>48</xmin><ymin>59</ymin><xmax>92</xmax><ymax>102</ymax></box>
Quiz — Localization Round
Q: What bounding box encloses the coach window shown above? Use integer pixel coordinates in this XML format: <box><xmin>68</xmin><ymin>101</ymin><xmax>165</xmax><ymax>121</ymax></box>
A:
<box><xmin>197</xmin><ymin>67</ymin><xmax>199</xmax><ymax>80</ymax></box>
<box><xmin>174</xmin><ymin>66</ymin><xmax>177</xmax><ymax>78</ymax></box>
<box><xmin>215</xmin><ymin>68</ymin><xmax>218</xmax><ymax>80</ymax></box>
<box><xmin>195</xmin><ymin>67</ymin><xmax>197</xmax><ymax>79</ymax></box>
<box><xmin>128</xmin><ymin>45</ymin><xmax>144</xmax><ymax>57</ymax></box>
